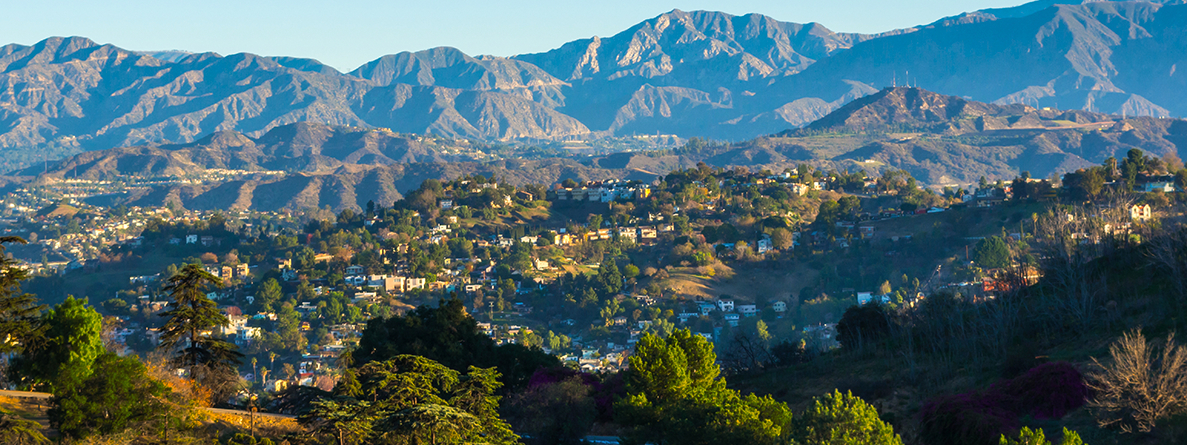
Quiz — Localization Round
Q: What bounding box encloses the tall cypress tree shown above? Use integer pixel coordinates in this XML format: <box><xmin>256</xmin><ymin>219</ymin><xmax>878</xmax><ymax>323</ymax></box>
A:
<box><xmin>159</xmin><ymin>264</ymin><xmax>242</xmax><ymax>377</ymax></box>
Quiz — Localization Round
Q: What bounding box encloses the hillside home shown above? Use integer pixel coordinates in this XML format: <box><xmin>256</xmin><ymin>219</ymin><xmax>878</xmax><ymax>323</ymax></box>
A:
<box><xmin>345</xmin><ymin>265</ymin><xmax>365</xmax><ymax>275</ymax></box>
<box><xmin>716</xmin><ymin>299</ymin><xmax>735</xmax><ymax>312</ymax></box>
<box><xmin>697</xmin><ymin>301</ymin><xmax>716</xmax><ymax>316</ymax></box>
<box><xmin>757</xmin><ymin>235</ymin><xmax>772</xmax><ymax>253</ymax></box>
<box><xmin>738</xmin><ymin>304</ymin><xmax>758</xmax><ymax>317</ymax></box>
<box><xmin>1131</xmin><ymin>204</ymin><xmax>1153</xmax><ymax>221</ymax></box>
<box><xmin>1138</xmin><ymin>177</ymin><xmax>1176</xmax><ymax>193</ymax></box>
<box><xmin>724</xmin><ymin>313</ymin><xmax>740</xmax><ymax>327</ymax></box>
<box><xmin>772</xmin><ymin>301</ymin><xmax>787</xmax><ymax>313</ymax></box>
<box><xmin>406</xmin><ymin>278</ymin><xmax>426</xmax><ymax>291</ymax></box>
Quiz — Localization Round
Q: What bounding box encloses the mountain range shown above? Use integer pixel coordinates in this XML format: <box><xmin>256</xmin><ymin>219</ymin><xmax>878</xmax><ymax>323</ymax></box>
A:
<box><xmin>37</xmin><ymin>86</ymin><xmax>1186</xmax><ymax>212</ymax></box>
<box><xmin>2</xmin><ymin>0</ymin><xmax>1187</xmax><ymax>170</ymax></box>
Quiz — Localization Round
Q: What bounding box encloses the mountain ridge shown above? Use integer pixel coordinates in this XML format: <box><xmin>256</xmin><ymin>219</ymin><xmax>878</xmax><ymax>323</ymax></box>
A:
<box><xmin>1</xmin><ymin>0</ymin><xmax>1186</xmax><ymax>170</ymax></box>
<box><xmin>31</xmin><ymin>86</ymin><xmax>1187</xmax><ymax>212</ymax></box>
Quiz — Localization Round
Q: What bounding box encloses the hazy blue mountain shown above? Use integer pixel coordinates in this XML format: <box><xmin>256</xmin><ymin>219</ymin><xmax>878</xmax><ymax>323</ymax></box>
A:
<box><xmin>1</xmin><ymin>1</ymin><xmax>1186</xmax><ymax>169</ymax></box>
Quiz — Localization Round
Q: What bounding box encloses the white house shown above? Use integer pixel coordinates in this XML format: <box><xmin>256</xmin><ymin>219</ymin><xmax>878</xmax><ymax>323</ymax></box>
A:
<box><xmin>772</xmin><ymin>301</ymin><xmax>787</xmax><ymax>313</ymax></box>
<box><xmin>345</xmin><ymin>265</ymin><xmax>365</xmax><ymax>275</ymax></box>
<box><xmin>406</xmin><ymin>278</ymin><xmax>426</xmax><ymax>291</ymax></box>
<box><xmin>738</xmin><ymin>304</ymin><xmax>758</xmax><ymax>317</ymax></box>
<box><xmin>716</xmin><ymin>299</ymin><xmax>735</xmax><ymax>312</ymax></box>
<box><xmin>1131</xmin><ymin>204</ymin><xmax>1152</xmax><ymax>221</ymax></box>
<box><xmin>724</xmin><ymin>313</ymin><xmax>740</xmax><ymax>327</ymax></box>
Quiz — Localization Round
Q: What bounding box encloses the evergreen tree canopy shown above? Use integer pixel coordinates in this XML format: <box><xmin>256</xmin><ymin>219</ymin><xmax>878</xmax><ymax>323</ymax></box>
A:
<box><xmin>788</xmin><ymin>390</ymin><xmax>903</xmax><ymax>445</ymax></box>
<box><xmin>0</xmin><ymin>236</ymin><xmax>43</xmax><ymax>355</ymax></box>
<box><xmin>159</xmin><ymin>263</ymin><xmax>241</xmax><ymax>374</ymax></box>
<box><xmin>10</xmin><ymin>296</ymin><xmax>103</xmax><ymax>392</ymax></box>
<box><xmin>303</xmin><ymin>355</ymin><xmax>517</xmax><ymax>445</ymax></box>
<box><xmin>48</xmin><ymin>352</ymin><xmax>169</xmax><ymax>439</ymax></box>
<box><xmin>353</xmin><ymin>299</ymin><xmax>557</xmax><ymax>389</ymax></box>
<box><xmin>617</xmin><ymin>329</ymin><xmax>791</xmax><ymax>445</ymax></box>
<box><xmin>973</xmin><ymin>236</ymin><xmax>1012</xmax><ymax>269</ymax></box>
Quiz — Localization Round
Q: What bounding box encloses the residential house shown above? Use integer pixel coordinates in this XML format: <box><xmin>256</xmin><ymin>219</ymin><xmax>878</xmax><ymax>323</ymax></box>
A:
<box><xmin>738</xmin><ymin>304</ymin><xmax>758</xmax><ymax>317</ymax></box>
<box><xmin>696</xmin><ymin>301</ymin><xmax>716</xmax><ymax>316</ymax></box>
<box><xmin>618</xmin><ymin>227</ymin><xmax>637</xmax><ymax>242</ymax></box>
<box><xmin>1131</xmin><ymin>204</ymin><xmax>1152</xmax><ymax>221</ymax></box>
<box><xmin>857</xmin><ymin>292</ymin><xmax>891</xmax><ymax>305</ymax></box>
<box><xmin>724</xmin><ymin>313</ymin><xmax>741</xmax><ymax>326</ymax></box>
<box><xmin>345</xmin><ymin>265</ymin><xmax>365</xmax><ymax>276</ymax></box>
<box><xmin>716</xmin><ymin>299</ymin><xmax>735</xmax><ymax>312</ymax></box>
<box><xmin>406</xmin><ymin>278</ymin><xmax>426</xmax><ymax>291</ymax></box>
<box><xmin>1138</xmin><ymin>177</ymin><xmax>1176</xmax><ymax>193</ymax></box>
<box><xmin>771</xmin><ymin>301</ymin><xmax>787</xmax><ymax>313</ymax></box>
<box><xmin>185</xmin><ymin>234</ymin><xmax>198</xmax><ymax>244</ymax></box>
<box><xmin>757</xmin><ymin>234</ymin><xmax>772</xmax><ymax>254</ymax></box>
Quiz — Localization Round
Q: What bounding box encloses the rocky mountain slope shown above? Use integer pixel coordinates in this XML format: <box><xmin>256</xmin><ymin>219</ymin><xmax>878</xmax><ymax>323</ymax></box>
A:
<box><xmin>1</xmin><ymin>0</ymin><xmax>1186</xmax><ymax>169</ymax></box>
<box><xmin>32</xmin><ymin>87</ymin><xmax>1187</xmax><ymax>211</ymax></box>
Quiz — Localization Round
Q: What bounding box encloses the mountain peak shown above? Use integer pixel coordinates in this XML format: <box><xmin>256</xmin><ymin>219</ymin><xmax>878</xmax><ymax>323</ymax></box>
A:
<box><xmin>800</xmin><ymin>87</ymin><xmax>1019</xmax><ymax>133</ymax></box>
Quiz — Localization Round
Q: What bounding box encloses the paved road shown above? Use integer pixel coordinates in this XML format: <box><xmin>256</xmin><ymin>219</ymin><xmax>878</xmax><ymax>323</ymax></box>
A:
<box><xmin>1</xmin><ymin>390</ymin><xmax>295</xmax><ymax>420</ymax></box>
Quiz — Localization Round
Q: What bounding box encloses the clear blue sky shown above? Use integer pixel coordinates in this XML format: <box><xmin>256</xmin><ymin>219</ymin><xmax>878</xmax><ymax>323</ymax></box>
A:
<box><xmin>4</xmin><ymin>0</ymin><xmax>1024</xmax><ymax>72</ymax></box>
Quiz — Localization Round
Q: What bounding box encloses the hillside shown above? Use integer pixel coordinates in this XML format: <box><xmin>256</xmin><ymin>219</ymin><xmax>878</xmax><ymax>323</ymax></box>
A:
<box><xmin>26</xmin><ymin>87</ymin><xmax>1187</xmax><ymax>210</ymax></box>
<box><xmin>2</xmin><ymin>1</ymin><xmax>1187</xmax><ymax>166</ymax></box>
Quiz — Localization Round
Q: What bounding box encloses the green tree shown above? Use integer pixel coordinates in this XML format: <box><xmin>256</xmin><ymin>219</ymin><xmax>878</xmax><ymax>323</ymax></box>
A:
<box><xmin>788</xmin><ymin>390</ymin><xmax>902</xmax><ymax>445</ymax></box>
<box><xmin>300</xmin><ymin>397</ymin><xmax>375</xmax><ymax>445</ymax></box>
<box><xmin>1000</xmin><ymin>427</ymin><xmax>1084</xmax><ymax>445</ymax></box>
<box><xmin>973</xmin><ymin>236</ymin><xmax>1012</xmax><ymax>269</ymax></box>
<box><xmin>159</xmin><ymin>264</ymin><xmax>242</xmax><ymax>376</ymax></box>
<box><xmin>0</xmin><ymin>408</ymin><xmax>49</xmax><ymax>444</ymax></box>
<box><xmin>10</xmin><ymin>297</ymin><xmax>103</xmax><ymax>391</ymax></box>
<box><xmin>353</xmin><ymin>299</ymin><xmax>558</xmax><ymax>389</ymax></box>
<box><xmin>598</xmin><ymin>259</ymin><xmax>623</xmax><ymax>296</ymax></box>
<box><xmin>256</xmin><ymin>278</ymin><xmax>283</xmax><ymax>312</ymax></box>
<box><xmin>0</xmin><ymin>237</ymin><xmax>43</xmax><ymax>355</ymax></box>
<box><xmin>618</xmin><ymin>329</ymin><xmax>791</xmax><ymax>445</ymax></box>
<box><xmin>504</xmin><ymin>376</ymin><xmax>596</xmax><ymax>444</ymax></box>
<box><xmin>48</xmin><ymin>352</ymin><xmax>168</xmax><ymax>439</ymax></box>
<box><xmin>310</xmin><ymin>355</ymin><xmax>518</xmax><ymax>445</ymax></box>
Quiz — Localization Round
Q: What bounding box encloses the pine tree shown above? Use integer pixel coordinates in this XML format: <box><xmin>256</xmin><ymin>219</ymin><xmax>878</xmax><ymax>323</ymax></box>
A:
<box><xmin>159</xmin><ymin>263</ymin><xmax>241</xmax><ymax>376</ymax></box>
<box><xmin>0</xmin><ymin>237</ymin><xmax>43</xmax><ymax>355</ymax></box>
<box><xmin>789</xmin><ymin>390</ymin><xmax>902</xmax><ymax>445</ymax></box>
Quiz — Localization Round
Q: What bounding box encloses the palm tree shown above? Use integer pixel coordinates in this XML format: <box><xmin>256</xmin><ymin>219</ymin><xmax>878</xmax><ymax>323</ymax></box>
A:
<box><xmin>252</xmin><ymin>357</ymin><xmax>258</xmax><ymax>384</ymax></box>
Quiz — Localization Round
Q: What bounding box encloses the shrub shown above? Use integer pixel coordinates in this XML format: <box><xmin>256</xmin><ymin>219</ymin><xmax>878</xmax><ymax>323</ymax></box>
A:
<box><xmin>999</xmin><ymin>426</ymin><xmax>1084</xmax><ymax>445</ymax></box>
<box><xmin>836</xmin><ymin>304</ymin><xmax>892</xmax><ymax>351</ymax></box>
<box><xmin>994</xmin><ymin>362</ymin><xmax>1088</xmax><ymax>420</ymax></box>
<box><xmin>919</xmin><ymin>392</ymin><xmax>1019</xmax><ymax>445</ymax></box>
<box><xmin>1087</xmin><ymin>329</ymin><xmax>1187</xmax><ymax>433</ymax></box>
<box><xmin>790</xmin><ymin>390</ymin><xmax>902</xmax><ymax>445</ymax></box>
